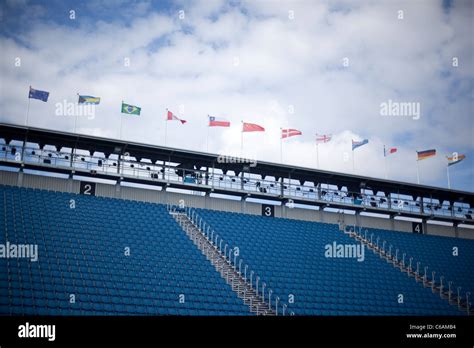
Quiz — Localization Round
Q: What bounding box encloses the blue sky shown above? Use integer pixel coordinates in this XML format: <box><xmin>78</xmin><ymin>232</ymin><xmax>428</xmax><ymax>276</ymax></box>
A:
<box><xmin>0</xmin><ymin>0</ymin><xmax>472</xmax><ymax>191</ymax></box>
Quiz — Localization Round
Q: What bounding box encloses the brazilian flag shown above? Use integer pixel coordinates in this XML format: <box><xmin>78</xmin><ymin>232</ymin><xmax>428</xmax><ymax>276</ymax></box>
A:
<box><xmin>121</xmin><ymin>102</ymin><xmax>141</xmax><ymax>115</ymax></box>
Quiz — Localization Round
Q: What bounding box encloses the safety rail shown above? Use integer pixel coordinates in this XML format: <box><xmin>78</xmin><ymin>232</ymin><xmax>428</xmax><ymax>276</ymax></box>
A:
<box><xmin>166</xmin><ymin>203</ymin><xmax>294</xmax><ymax>316</ymax></box>
<box><xmin>343</xmin><ymin>224</ymin><xmax>471</xmax><ymax>315</ymax></box>
<box><xmin>1</xmin><ymin>144</ymin><xmax>472</xmax><ymax>221</ymax></box>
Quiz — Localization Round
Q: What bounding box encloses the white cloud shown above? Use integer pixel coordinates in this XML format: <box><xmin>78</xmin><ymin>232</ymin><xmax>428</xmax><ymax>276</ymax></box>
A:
<box><xmin>0</xmin><ymin>0</ymin><xmax>472</xmax><ymax>190</ymax></box>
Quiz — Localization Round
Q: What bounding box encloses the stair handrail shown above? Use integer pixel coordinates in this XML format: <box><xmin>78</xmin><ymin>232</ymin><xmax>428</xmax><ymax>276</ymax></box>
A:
<box><xmin>349</xmin><ymin>224</ymin><xmax>471</xmax><ymax>315</ymax></box>
<box><xmin>168</xmin><ymin>204</ymin><xmax>292</xmax><ymax>316</ymax></box>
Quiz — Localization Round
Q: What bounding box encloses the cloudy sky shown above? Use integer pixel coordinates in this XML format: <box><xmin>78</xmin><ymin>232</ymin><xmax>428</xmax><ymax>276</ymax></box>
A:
<box><xmin>0</xmin><ymin>0</ymin><xmax>472</xmax><ymax>191</ymax></box>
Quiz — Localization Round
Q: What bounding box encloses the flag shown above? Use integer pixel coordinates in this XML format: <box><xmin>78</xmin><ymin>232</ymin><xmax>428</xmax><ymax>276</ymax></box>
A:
<box><xmin>447</xmin><ymin>154</ymin><xmax>466</xmax><ymax>166</ymax></box>
<box><xmin>209</xmin><ymin>116</ymin><xmax>230</xmax><ymax>127</ymax></box>
<box><xmin>352</xmin><ymin>139</ymin><xmax>369</xmax><ymax>151</ymax></box>
<box><xmin>384</xmin><ymin>146</ymin><xmax>397</xmax><ymax>157</ymax></box>
<box><xmin>417</xmin><ymin>149</ymin><xmax>436</xmax><ymax>160</ymax></box>
<box><xmin>28</xmin><ymin>86</ymin><xmax>49</xmax><ymax>102</ymax></box>
<box><xmin>242</xmin><ymin>122</ymin><xmax>265</xmax><ymax>132</ymax></box>
<box><xmin>78</xmin><ymin>95</ymin><xmax>100</xmax><ymax>105</ymax></box>
<box><xmin>281</xmin><ymin>128</ymin><xmax>302</xmax><ymax>139</ymax></box>
<box><xmin>167</xmin><ymin>110</ymin><xmax>186</xmax><ymax>124</ymax></box>
<box><xmin>121</xmin><ymin>102</ymin><xmax>141</xmax><ymax>115</ymax></box>
<box><xmin>316</xmin><ymin>134</ymin><xmax>332</xmax><ymax>143</ymax></box>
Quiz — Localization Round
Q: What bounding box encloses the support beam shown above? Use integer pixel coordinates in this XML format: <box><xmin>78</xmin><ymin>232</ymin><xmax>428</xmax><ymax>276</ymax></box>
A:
<box><xmin>241</xmin><ymin>195</ymin><xmax>247</xmax><ymax>214</ymax></box>
<box><xmin>17</xmin><ymin>169</ymin><xmax>24</xmax><ymax>187</ymax></box>
<box><xmin>115</xmin><ymin>178</ymin><xmax>122</xmax><ymax>199</ymax></box>
<box><xmin>422</xmin><ymin>218</ymin><xmax>428</xmax><ymax>235</ymax></box>
<box><xmin>204</xmin><ymin>191</ymin><xmax>210</xmax><ymax>209</ymax></box>
<box><xmin>390</xmin><ymin>214</ymin><xmax>395</xmax><ymax>230</ymax></box>
<box><xmin>67</xmin><ymin>173</ymin><xmax>74</xmax><ymax>193</ymax></box>
<box><xmin>453</xmin><ymin>222</ymin><xmax>459</xmax><ymax>238</ymax></box>
<box><xmin>355</xmin><ymin>210</ymin><xmax>361</xmax><ymax>227</ymax></box>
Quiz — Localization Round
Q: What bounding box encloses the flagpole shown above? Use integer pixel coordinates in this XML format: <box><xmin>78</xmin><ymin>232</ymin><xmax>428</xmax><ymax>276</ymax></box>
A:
<box><xmin>120</xmin><ymin>116</ymin><xmax>123</xmax><ymax>140</ymax></box>
<box><xmin>316</xmin><ymin>143</ymin><xmax>320</xmax><ymax>169</ymax></box>
<box><xmin>25</xmin><ymin>92</ymin><xmax>31</xmax><ymax>126</ymax></box>
<box><xmin>384</xmin><ymin>146</ymin><xmax>388</xmax><ymax>179</ymax></box>
<box><xmin>241</xmin><ymin>121</ymin><xmax>243</xmax><ymax>157</ymax></box>
<box><xmin>280</xmin><ymin>128</ymin><xmax>283</xmax><ymax>163</ymax></box>
<box><xmin>352</xmin><ymin>150</ymin><xmax>355</xmax><ymax>173</ymax></box>
<box><xmin>74</xmin><ymin>93</ymin><xmax>79</xmax><ymax>133</ymax></box>
<box><xmin>416</xmin><ymin>156</ymin><xmax>420</xmax><ymax>184</ymax></box>
<box><xmin>207</xmin><ymin>116</ymin><xmax>210</xmax><ymax>152</ymax></box>
<box><xmin>447</xmin><ymin>164</ymin><xmax>451</xmax><ymax>189</ymax></box>
<box><xmin>165</xmin><ymin>109</ymin><xmax>168</xmax><ymax>146</ymax></box>
<box><xmin>74</xmin><ymin>113</ymin><xmax>78</xmax><ymax>134</ymax></box>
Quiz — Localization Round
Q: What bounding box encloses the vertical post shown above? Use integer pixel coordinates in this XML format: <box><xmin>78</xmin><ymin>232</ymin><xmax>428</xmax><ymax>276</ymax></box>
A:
<box><xmin>74</xmin><ymin>93</ymin><xmax>79</xmax><ymax>133</ymax></box>
<box><xmin>280</xmin><ymin>128</ymin><xmax>283</xmax><ymax>163</ymax></box>
<box><xmin>447</xmin><ymin>164</ymin><xmax>451</xmax><ymax>189</ymax></box>
<box><xmin>352</xmin><ymin>149</ymin><xmax>355</xmax><ymax>173</ymax></box>
<box><xmin>416</xmin><ymin>156</ymin><xmax>420</xmax><ymax>184</ymax></box>
<box><xmin>439</xmin><ymin>276</ymin><xmax>444</xmax><ymax>297</ymax></box>
<box><xmin>457</xmin><ymin>287</ymin><xmax>462</xmax><ymax>308</ymax></box>
<box><xmin>240</xmin><ymin>121</ymin><xmax>244</xmax><ymax>157</ymax></box>
<box><xmin>165</xmin><ymin>109</ymin><xmax>168</xmax><ymax>146</ymax></box>
<box><xmin>25</xmin><ymin>96</ymin><xmax>31</xmax><ymax>126</ymax></box>
<box><xmin>316</xmin><ymin>143</ymin><xmax>320</xmax><ymax>169</ymax></box>
<box><xmin>448</xmin><ymin>281</ymin><xmax>452</xmax><ymax>303</ymax></box>
<box><xmin>206</xmin><ymin>117</ymin><xmax>210</xmax><ymax>152</ymax></box>
<box><xmin>119</xmin><ymin>114</ymin><xmax>123</xmax><ymax>140</ymax></box>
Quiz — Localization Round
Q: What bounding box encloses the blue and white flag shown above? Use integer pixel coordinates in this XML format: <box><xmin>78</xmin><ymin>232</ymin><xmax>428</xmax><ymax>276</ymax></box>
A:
<box><xmin>28</xmin><ymin>86</ymin><xmax>49</xmax><ymax>102</ymax></box>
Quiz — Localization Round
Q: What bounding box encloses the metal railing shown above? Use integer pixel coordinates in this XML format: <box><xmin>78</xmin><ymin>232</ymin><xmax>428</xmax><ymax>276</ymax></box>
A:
<box><xmin>347</xmin><ymin>225</ymin><xmax>471</xmax><ymax>315</ymax></box>
<box><xmin>1</xmin><ymin>144</ymin><xmax>472</xmax><ymax>221</ymax></box>
<box><xmin>167</xmin><ymin>203</ymin><xmax>295</xmax><ymax>316</ymax></box>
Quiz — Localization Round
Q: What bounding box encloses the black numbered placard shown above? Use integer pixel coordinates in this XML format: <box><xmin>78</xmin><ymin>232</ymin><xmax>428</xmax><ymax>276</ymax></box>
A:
<box><xmin>80</xmin><ymin>181</ymin><xmax>96</xmax><ymax>196</ymax></box>
<box><xmin>412</xmin><ymin>222</ymin><xmax>423</xmax><ymax>234</ymax></box>
<box><xmin>262</xmin><ymin>204</ymin><xmax>275</xmax><ymax>217</ymax></box>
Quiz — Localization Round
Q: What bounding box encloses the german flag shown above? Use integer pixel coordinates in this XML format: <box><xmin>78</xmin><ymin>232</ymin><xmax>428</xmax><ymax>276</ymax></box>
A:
<box><xmin>417</xmin><ymin>149</ymin><xmax>436</xmax><ymax>161</ymax></box>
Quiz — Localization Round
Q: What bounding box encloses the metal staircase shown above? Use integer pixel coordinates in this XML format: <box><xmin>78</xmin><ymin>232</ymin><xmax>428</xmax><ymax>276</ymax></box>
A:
<box><xmin>167</xmin><ymin>205</ymin><xmax>293</xmax><ymax>316</ymax></box>
<box><xmin>341</xmin><ymin>223</ymin><xmax>471</xmax><ymax>315</ymax></box>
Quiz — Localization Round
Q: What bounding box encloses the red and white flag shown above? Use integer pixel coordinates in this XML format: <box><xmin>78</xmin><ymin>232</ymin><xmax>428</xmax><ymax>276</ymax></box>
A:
<box><xmin>384</xmin><ymin>146</ymin><xmax>397</xmax><ymax>157</ymax></box>
<box><xmin>281</xmin><ymin>128</ymin><xmax>302</xmax><ymax>139</ymax></box>
<box><xmin>242</xmin><ymin>122</ymin><xmax>265</xmax><ymax>132</ymax></box>
<box><xmin>167</xmin><ymin>110</ymin><xmax>187</xmax><ymax>124</ymax></box>
<box><xmin>209</xmin><ymin>116</ymin><xmax>230</xmax><ymax>127</ymax></box>
<box><xmin>316</xmin><ymin>134</ymin><xmax>332</xmax><ymax>143</ymax></box>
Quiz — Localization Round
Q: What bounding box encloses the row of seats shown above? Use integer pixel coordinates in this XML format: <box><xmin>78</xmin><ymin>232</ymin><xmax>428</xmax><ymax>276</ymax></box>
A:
<box><xmin>196</xmin><ymin>208</ymin><xmax>466</xmax><ymax>315</ymax></box>
<box><xmin>1</xmin><ymin>183</ymin><xmax>470</xmax><ymax>316</ymax></box>
<box><xmin>361</xmin><ymin>227</ymin><xmax>474</xmax><ymax>295</ymax></box>
<box><xmin>0</xmin><ymin>185</ymin><xmax>251</xmax><ymax>315</ymax></box>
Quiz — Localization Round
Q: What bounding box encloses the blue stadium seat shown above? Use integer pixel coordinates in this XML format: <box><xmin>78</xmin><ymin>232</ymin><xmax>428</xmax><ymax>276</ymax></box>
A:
<box><xmin>0</xmin><ymin>185</ymin><xmax>250</xmax><ymax>316</ymax></box>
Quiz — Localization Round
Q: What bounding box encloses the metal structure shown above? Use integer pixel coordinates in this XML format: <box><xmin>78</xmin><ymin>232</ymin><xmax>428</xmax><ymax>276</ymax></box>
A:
<box><xmin>342</xmin><ymin>224</ymin><xmax>471</xmax><ymax>315</ymax></box>
<box><xmin>168</xmin><ymin>204</ymin><xmax>293</xmax><ymax>315</ymax></box>
<box><xmin>1</xmin><ymin>123</ymin><xmax>473</xmax><ymax>227</ymax></box>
